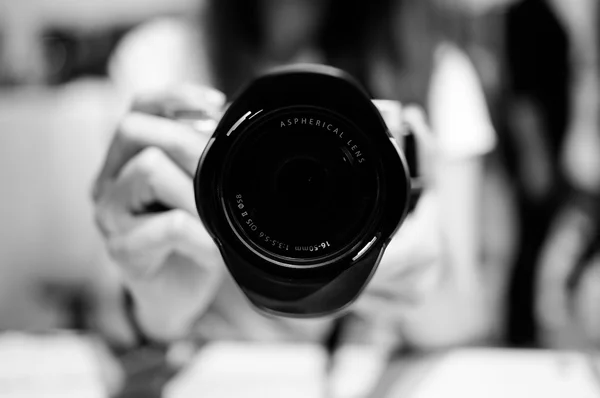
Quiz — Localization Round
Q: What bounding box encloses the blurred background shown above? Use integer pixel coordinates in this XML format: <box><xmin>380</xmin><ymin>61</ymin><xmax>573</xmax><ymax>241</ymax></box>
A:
<box><xmin>1</xmin><ymin>0</ymin><xmax>600</xmax><ymax>397</ymax></box>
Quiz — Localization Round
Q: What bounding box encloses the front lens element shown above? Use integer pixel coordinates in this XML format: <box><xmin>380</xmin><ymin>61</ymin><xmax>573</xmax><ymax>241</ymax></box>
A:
<box><xmin>222</xmin><ymin>107</ymin><xmax>380</xmax><ymax>266</ymax></box>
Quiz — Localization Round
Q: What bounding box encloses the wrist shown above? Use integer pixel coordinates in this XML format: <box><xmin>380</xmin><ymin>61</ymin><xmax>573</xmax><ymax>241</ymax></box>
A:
<box><xmin>123</xmin><ymin>289</ymin><xmax>196</xmax><ymax>346</ymax></box>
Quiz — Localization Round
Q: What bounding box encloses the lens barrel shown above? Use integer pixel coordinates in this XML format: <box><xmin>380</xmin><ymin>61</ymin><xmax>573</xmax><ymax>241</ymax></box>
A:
<box><xmin>195</xmin><ymin>64</ymin><xmax>412</xmax><ymax>317</ymax></box>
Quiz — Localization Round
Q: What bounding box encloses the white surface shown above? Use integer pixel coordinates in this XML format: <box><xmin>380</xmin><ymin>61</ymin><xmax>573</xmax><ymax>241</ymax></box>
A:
<box><xmin>383</xmin><ymin>349</ymin><xmax>600</xmax><ymax>398</ymax></box>
<box><xmin>0</xmin><ymin>332</ymin><xmax>108</xmax><ymax>398</ymax></box>
<box><xmin>164</xmin><ymin>342</ymin><xmax>329</xmax><ymax>398</ymax></box>
<box><xmin>165</xmin><ymin>346</ymin><xmax>600</xmax><ymax>398</ymax></box>
<box><xmin>328</xmin><ymin>345</ymin><xmax>390</xmax><ymax>398</ymax></box>
<box><xmin>0</xmin><ymin>80</ymin><xmax>127</xmax><ymax>331</ymax></box>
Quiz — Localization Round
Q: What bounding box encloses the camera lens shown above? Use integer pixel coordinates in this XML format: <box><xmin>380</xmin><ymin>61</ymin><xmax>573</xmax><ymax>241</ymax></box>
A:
<box><xmin>221</xmin><ymin>106</ymin><xmax>381</xmax><ymax>267</ymax></box>
<box><xmin>195</xmin><ymin>66</ymin><xmax>412</xmax><ymax>316</ymax></box>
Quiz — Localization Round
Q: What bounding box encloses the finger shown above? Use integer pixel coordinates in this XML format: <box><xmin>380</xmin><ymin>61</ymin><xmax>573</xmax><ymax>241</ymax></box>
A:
<box><xmin>352</xmin><ymin>292</ymin><xmax>418</xmax><ymax>325</ymax></box>
<box><xmin>94</xmin><ymin>113</ymin><xmax>208</xmax><ymax>199</ymax></box>
<box><xmin>132</xmin><ymin>84</ymin><xmax>226</xmax><ymax>119</ymax></box>
<box><xmin>378</xmin><ymin>190</ymin><xmax>441</xmax><ymax>273</ymax></box>
<box><xmin>133</xmin><ymin>84</ymin><xmax>226</xmax><ymax>139</ymax></box>
<box><xmin>354</xmin><ymin>293</ymin><xmax>418</xmax><ymax>314</ymax></box>
<box><xmin>403</xmin><ymin>105</ymin><xmax>437</xmax><ymax>152</ymax></box>
<box><xmin>357</xmin><ymin>258</ymin><xmax>441</xmax><ymax>320</ymax></box>
<box><xmin>113</xmin><ymin>146</ymin><xmax>197</xmax><ymax>216</ymax></box>
<box><xmin>403</xmin><ymin>105</ymin><xmax>438</xmax><ymax>181</ymax></box>
<box><xmin>107</xmin><ymin>209</ymin><xmax>218</xmax><ymax>279</ymax></box>
<box><xmin>363</xmin><ymin>277</ymin><xmax>424</xmax><ymax>305</ymax></box>
<box><xmin>94</xmin><ymin>180</ymin><xmax>135</xmax><ymax>239</ymax></box>
<box><xmin>93</xmin><ymin>145</ymin><xmax>197</xmax><ymax>238</ymax></box>
<box><xmin>371</xmin><ymin>257</ymin><xmax>439</xmax><ymax>293</ymax></box>
<box><xmin>369</xmin><ymin>254</ymin><xmax>440</xmax><ymax>307</ymax></box>
<box><xmin>373</xmin><ymin>99</ymin><xmax>404</xmax><ymax>141</ymax></box>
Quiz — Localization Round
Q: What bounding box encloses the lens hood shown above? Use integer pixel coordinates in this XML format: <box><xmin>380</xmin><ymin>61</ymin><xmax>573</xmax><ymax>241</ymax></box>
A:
<box><xmin>195</xmin><ymin>64</ymin><xmax>415</xmax><ymax>318</ymax></box>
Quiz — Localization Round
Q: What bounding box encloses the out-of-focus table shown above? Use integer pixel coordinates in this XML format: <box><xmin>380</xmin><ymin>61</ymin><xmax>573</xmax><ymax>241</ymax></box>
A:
<box><xmin>367</xmin><ymin>348</ymin><xmax>600</xmax><ymax>398</ymax></box>
<box><xmin>0</xmin><ymin>331</ymin><xmax>115</xmax><ymax>398</ymax></box>
<box><xmin>2</xmin><ymin>332</ymin><xmax>600</xmax><ymax>398</ymax></box>
<box><xmin>164</xmin><ymin>345</ymin><xmax>600</xmax><ymax>398</ymax></box>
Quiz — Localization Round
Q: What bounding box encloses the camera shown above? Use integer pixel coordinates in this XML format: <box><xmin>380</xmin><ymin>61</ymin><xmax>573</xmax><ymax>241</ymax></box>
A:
<box><xmin>194</xmin><ymin>64</ymin><xmax>421</xmax><ymax>318</ymax></box>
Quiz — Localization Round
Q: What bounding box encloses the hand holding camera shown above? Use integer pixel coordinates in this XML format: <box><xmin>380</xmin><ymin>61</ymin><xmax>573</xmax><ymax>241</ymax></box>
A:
<box><xmin>93</xmin><ymin>65</ymin><xmax>437</xmax><ymax>340</ymax></box>
<box><xmin>92</xmin><ymin>86</ymin><xmax>227</xmax><ymax>341</ymax></box>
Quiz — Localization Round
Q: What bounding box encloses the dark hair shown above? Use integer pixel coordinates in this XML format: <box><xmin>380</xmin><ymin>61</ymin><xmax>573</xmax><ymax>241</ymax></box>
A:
<box><xmin>202</xmin><ymin>0</ymin><xmax>450</xmax><ymax>105</ymax></box>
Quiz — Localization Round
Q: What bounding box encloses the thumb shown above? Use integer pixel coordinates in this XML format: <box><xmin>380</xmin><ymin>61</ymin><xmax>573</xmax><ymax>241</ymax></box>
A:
<box><xmin>403</xmin><ymin>105</ymin><xmax>438</xmax><ymax>183</ymax></box>
<box><xmin>131</xmin><ymin>84</ymin><xmax>226</xmax><ymax>120</ymax></box>
<box><xmin>402</xmin><ymin>105</ymin><xmax>437</xmax><ymax>154</ymax></box>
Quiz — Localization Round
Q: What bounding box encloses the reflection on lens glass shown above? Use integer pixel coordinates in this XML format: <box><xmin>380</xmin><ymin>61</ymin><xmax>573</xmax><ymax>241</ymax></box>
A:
<box><xmin>222</xmin><ymin>107</ymin><xmax>380</xmax><ymax>266</ymax></box>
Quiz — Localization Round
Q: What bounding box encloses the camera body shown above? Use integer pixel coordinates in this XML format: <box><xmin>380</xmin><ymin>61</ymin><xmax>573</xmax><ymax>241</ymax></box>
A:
<box><xmin>194</xmin><ymin>64</ymin><xmax>419</xmax><ymax>318</ymax></box>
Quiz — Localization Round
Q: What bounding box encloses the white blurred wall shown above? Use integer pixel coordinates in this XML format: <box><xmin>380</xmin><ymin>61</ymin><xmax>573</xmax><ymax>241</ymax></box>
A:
<box><xmin>0</xmin><ymin>80</ymin><xmax>125</xmax><ymax>329</ymax></box>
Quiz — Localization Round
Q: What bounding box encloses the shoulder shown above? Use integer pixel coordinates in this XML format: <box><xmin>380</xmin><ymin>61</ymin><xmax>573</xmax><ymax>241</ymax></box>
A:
<box><xmin>427</xmin><ymin>43</ymin><xmax>497</xmax><ymax>158</ymax></box>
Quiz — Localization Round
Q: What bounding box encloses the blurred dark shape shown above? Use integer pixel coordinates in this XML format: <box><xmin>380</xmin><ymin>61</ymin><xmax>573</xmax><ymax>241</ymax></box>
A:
<box><xmin>449</xmin><ymin>0</ymin><xmax>576</xmax><ymax>347</ymax></box>
<box><xmin>114</xmin><ymin>346</ymin><xmax>176</xmax><ymax>398</ymax></box>
<box><xmin>40</xmin><ymin>27</ymin><xmax>131</xmax><ymax>85</ymax></box>
<box><xmin>503</xmin><ymin>0</ymin><xmax>569</xmax><ymax>347</ymax></box>
<box><xmin>0</xmin><ymin>25</ymin><xmax>132</xmax><ymax>87</ymax></box>
<box><xmin>204</xmin><ymin>0</ymin><xmax>453</xmax><ymax>105</ymax></box>
<box><xmin>38</xmin><ymin>280</ymin><xmax>178</xmax><ymax>398</ymax></box>
<box><xmin>37</xmin><ymin>280</ymin><xmax>94</xmax><ymax>331</ymax></box>
<box><xmin>506</xmin><ymin>0</ymin><xmax>569</xmax><ymax>164</ymax></box>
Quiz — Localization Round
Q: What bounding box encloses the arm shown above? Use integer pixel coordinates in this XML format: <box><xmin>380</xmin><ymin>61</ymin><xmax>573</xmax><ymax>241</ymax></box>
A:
<box><xmin>361</xmin><ymin>44</ymin><xmax>505</xmax><ymax>349</ymax></box>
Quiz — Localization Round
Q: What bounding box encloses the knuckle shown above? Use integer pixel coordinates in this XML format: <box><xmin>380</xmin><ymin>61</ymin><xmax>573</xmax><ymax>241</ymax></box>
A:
<box><xmin>201</xmin><ymin>86</ymin><xmax>226</xmax><ymax>106</ymax></box>
<box><xmin>136</xmin><ymin>147</ymin><xmax>166</xmax><ymax>176</ymax></box>
<box><xmin>179</xmin><ymin>84</ymin><xmax>226</xmax><ymax>107</ymax></box>
<box><xmin>167</xmin><ymin>210</ymin><xmax>190</xmax><ymax>240</ymax></box>
<box><xmin>126</xmin><ymin>147</ymin><xmax>167</xmax><ymax>191</ymax></box>
<box><xmin>116</xmin><ymin>113</ymin><xmax>143</xmax><ymax>143</ymax></box>
<box><xmin>131</xmin><ymin>92</ymin><xmax>158</xmax><ymax>112</ymax></box>
<box><xmin>115</xmin><ymin>115</ymin><xmax>132</xmax><ymax>140</ymax></box>
<box><xmin>107</xmin><ymin>239</ymin><xmax>139</xmax><ymax>276</ymax></box>
<box><xmin>106</xmin><ymin>238</ymin><xmax>127</xmax><ymax>260</ymax></box>
<box><xmin>94</xmin><ymin>201</ymin><xmax>116</xmax><ymax>237</ymax></box>
<box><xmin>107</xmin><ymin>238</ymin><xmax>147</xmax><ymax>279</ymax></box>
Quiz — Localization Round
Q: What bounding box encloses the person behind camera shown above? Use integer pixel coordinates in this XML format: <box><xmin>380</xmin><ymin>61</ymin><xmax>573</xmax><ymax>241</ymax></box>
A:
<box><xmin>530</xmin><ymin>0</ymin><xmax>600</xmax><ymax>350</ymax></box>
<box><xmin>94</xmin><ymin>0</ymin><xmax>509</xmax><ymax>350</ymax></box>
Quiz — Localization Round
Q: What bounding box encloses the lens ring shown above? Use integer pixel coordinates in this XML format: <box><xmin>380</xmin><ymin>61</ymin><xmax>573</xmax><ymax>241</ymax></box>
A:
<box><xmin>220</xmin><ymin>105</ymin><xmax>385</xmax><ymax>268</ymax></box>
